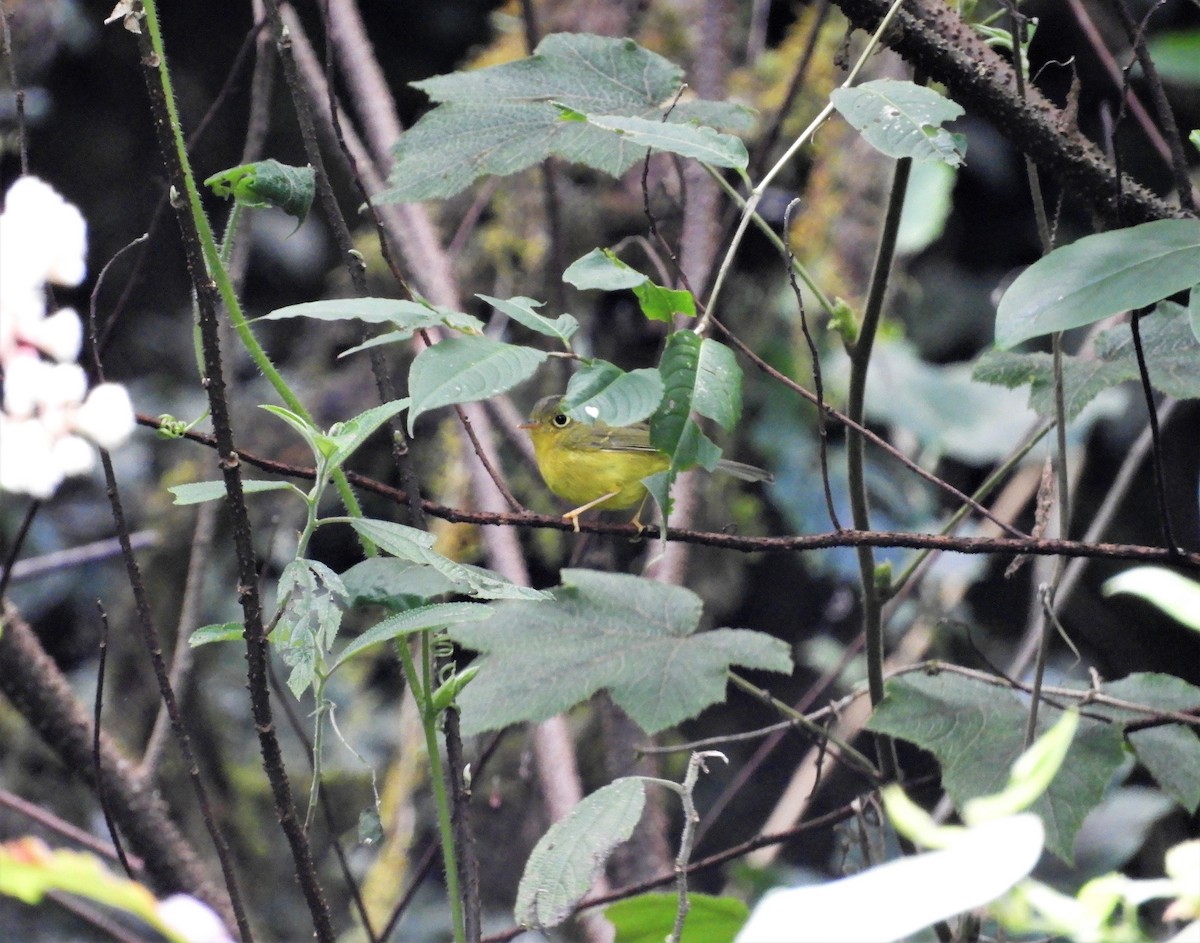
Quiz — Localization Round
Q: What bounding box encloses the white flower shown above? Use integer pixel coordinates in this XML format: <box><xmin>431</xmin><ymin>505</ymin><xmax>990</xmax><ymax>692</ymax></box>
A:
<box><xmin>75</xmin><ymin>383</ymin><xmax>136</xmax><ymax>449</ymax></box>
<box><xmin>155</xmin><ymin>894</ymin><xmax>235</xmax><ymax>943</ymax></box>
<box><xmin>0</xmin><ymin>415</ymin><xmax>65</xmax><ymax>499</ymax></box>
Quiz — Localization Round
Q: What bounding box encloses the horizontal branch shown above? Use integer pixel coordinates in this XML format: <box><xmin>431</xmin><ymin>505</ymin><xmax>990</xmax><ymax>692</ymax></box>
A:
<box><xmin>140</xmin><ymin>415</ymin><xmax>1200</xmax><ymax>569</ymax></box>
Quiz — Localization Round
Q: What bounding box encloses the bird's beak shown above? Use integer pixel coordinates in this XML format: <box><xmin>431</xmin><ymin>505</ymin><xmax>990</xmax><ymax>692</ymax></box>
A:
<box><xmin>518</xmin><ymin>419</ymin><xmax>536</xmax><ymax>429</ymax></box>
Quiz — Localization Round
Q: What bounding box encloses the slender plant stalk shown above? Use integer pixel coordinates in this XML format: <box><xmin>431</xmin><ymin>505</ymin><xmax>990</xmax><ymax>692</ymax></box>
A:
<box><xmin>394</xmin><ymin>637</ymin><xmax>466</xmax><ymax>943</ymax></box>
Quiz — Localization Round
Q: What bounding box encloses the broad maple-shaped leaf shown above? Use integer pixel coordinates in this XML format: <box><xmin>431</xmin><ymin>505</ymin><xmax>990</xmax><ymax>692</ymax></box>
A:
<box><xmin>448</xmin><ymin>569</ymin><xmax>792</xmax><ymax>736</ymax></box>
<box><xmin>378</xmin><ymin>33</ymin><xmax>751</xmax><ymax>202</ymax></box>
<box><xmin>868</xmin><ymin>671</ymin><xmax>1125</xmax><ymax>862</ymax></box>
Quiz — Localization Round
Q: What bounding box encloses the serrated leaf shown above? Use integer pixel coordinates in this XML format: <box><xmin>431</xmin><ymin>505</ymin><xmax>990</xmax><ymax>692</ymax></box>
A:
<box><xmin>169</xmin><ymin>479</ymin><xmax>297</xmax><ymax>505</ymax></box>
<box><xmin>479</xmin><ymin>294</ymin><xmax>578</xmax><ymax>345</ymax></box>
<box><xmin>693</xmin><ymin>339</ymin><xmax>742</xmax><ymax>431</ymax></box>
<box><xmin>340</xmin><ymin>557</ymin><xmax>465</xmax><ymax>611</ymax></box>
<box><xmin>272</xmin><ymin>559</ymin><xmax>348</xmax><ymax>697</ymax></box>
<box><xmin>994</xmin><ymin>219</ymin><xmax>1200</xmax><ymax>348</ymax></box>
<box><xmin>1083</xmin><ymin>672</ymin><xmax>1200</xmax><ymax>814</ymax></box>
<box><xmin>867</xmin><ymin>672</ymin><xmax>1126</xmax><ymax>862</ymax></box>
<box><xmin>606</xmin><ymin>892</ymin><xmax>748</xmax><ymax>943</ymax></box>
<box><xmin>189</xmin><ymin>621</ymin><xmax>244</xmax><ymax>647</ymax></box>
<box><xmin>830</xmin><ymin>79</ymin><xmax>966</xmax><ymax>165</ymax></box>
<box><xmin>332</xmin><ymin>602</ymin><xmax>492</xmax><ymax>670</ymax></box>
<box><xmin>582</xmin><ymin>113</ymin><xmax>748</xmax><ymax>169</ymax></box>
<box><xmin>342</xmin><ymin>518</ymin><xmax>550</xmax><ymax>601</ymax></box>
<box><xmin>448</xmin><ymin>569</ymin><xmax>792</xmax><ymax>736</ymax></box>
<box><xmin>378</xmin><ymin>33</ymin><xmax>752</xmax><ymax>202</ymax></box>
<box><xmin>561</xmin><ymin>363</ymin><xmax>664</xmax><ymax>426</ymax></box>
<box><xmin>407</xmin><ymin>335</ymin><xmax>546</xmax><ymax>433</ymax></box>
<box><xmin>974</xmin><ymin>301</ymin><xmax>1200</xmax><ymax>418</ymax></box>
<box><xmin>516</xmin><ymin>778</ymin><xmax>646</xmax><ymax>929</ymax></box>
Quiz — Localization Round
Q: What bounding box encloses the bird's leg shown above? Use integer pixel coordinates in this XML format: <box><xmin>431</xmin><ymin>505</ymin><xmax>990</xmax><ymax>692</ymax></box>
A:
<box><xmin>628</xmin><ymin>494</ymin><xmax>652</xmax><ymax>534</ymax></box>
<box><xmin>562</xmin><ymin>490</ymin><xmax>621</xmax><ymax>532</ymax></box>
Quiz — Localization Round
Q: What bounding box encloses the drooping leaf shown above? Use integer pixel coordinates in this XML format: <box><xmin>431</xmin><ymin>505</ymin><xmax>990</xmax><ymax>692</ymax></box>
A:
<box><xmin>479</xmin><ymin>294</ymin><xmax>578</xmax><ymax>346</ymax></box>
<box><xmin>516</xmin><ymin>778</ymin><xmax>645</xmax><ymax>929</ymax></box>
<box><xmin>261</xmin><ymin>297</ymin><xmax>484</xmax><ymax>340</ymax></box>
<box><xmin>448</xmin><ymin>569</ymin><xmax>792</xmax><ymax>736</ymax></box>
<box><xmin>897</xmin><ymin>160</ymin><xmax>957</xmax><ymax>255</ymax></box>
<box><xmin>651</xmin><ymin>332</ymin><xmax>729</xmax><ymax>471</ymax></box>
<box><xmin>867</xmin><ymin>671</ymin><xmax>1126</xmax><ymax>862</ymax></box>
<box><xmin>407</xmin><ymin>335</ymin><xmax>547</xmax><ymax>433</ymax></box>
<box><xmin>829</xmin><ymin>79</ymin><xmax>966</xmax><ymax>165</ymax></box>
<box><xmin>341</xmin><ymin>557</ymin><xmax>468</xmax><ymax>611</ymax></box>
<box><xmin>560</xmin><ymin>362</ymin><xmax>664</xmax><ymax>426</ymax></box>
<box><xmin>271</xmin><ymin>559</ymin><xmax>348</xmax><ymax>698</ymax></box>
<box><xmin>169</xmin><ymin>479</ymin><xmax>297</xmax><ymax>506</ymax></box>
<box><xmin>378</xmin><ymin>33</ymin><xmax>752</xmax><ymax>202</ymax></box>
<box><xmin>606</xmin><ymin>892</ymin><xmax>748</xmax><ymax>943</ymax></box>
<box><xmin>205</xmin><ymin>159</ymin><xmax>315</xmax><ymax>221</ymax></box>
<box><xmin>341</xmin><ymin>518</ymin><xmax>550</xmax><ymax>601</ymax></box>
<box><xmin>994</xmin><ymin>219</ymin><xmax>1200</xmax><ymax>348</ymax></box>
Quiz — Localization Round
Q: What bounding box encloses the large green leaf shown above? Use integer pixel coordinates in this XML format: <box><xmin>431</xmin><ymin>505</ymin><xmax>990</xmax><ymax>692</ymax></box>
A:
<box><xmin>261</xmin><ymin>297</ymin><xmax>483</xmax><ymax>335</ymax></box>
<box><xmin>650</xmin><ymin>332</ymin><xmax>725</xmax><ymax>471</ymax></box>
<box><xmin>407</xmin><ymin>335</ymin><xmax>546</xmax><ymax>433</ymax></box>
<box><xmin>577</xmin><ymin>113</ymin><xmax>748</xmax><ymax>170</ymax></box>
<box><xmin>516</xmin><ymin>778</ymin><xmax>645</xmax><ymax>930</ymax></box>
<box><xmin>973</xmin><ymin>301</ymin><xmax>1200</xmax><ymax>419</ymax></box>
<box><xmin>561</xmin><ymin>362</ymin><xmax>664</xmax><ymax>426</ymax></box>
<box><xmin>448</xmin><ymin>569</ymin><xmax>792</xmax><ymax>736</ymax></box>
<box><xmin>867</xmin><ymin>672</ymin><xmax>1125</xmax><ymax>862</ymax></box>
<box><xmin>829</xmin><ymin>79</ymin><xmax>966</xmax><ymax>165</ymax></box>
<box><xmin>378</xmin><ymin>33</ymin><xmax>751</xmax><ymax>202</ymax></box>
<box><xmin>606</xmin><ymin>893</ymin><xmax>748</xmax><ymax>943</ymax></box>
<box><xmin>994</xmin><ymin>219</ymin><xmax>1200</xmax><ymax>348</ymax></box>
<box><xmin>1085</xmin><ymin>673</ymin><xmax>1200</xmax><ymax>814</ymax></box>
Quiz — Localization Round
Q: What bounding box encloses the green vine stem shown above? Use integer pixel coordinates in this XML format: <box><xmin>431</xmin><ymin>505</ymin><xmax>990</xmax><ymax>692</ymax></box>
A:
<box><xmin>139</xmin><ymin>0</ymin><xmax>370</xmax><ymax>549</ymax></box>
<box><xmin>394</xmin><ymin>636</ymin><xmax>466</xmax><ymax>943</ymax></box>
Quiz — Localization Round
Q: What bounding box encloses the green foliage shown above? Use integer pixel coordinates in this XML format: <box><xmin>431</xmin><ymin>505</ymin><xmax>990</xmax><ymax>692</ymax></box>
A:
<box><xmin>974</xmin><ymin>301</ymin><xmax>1200</xmax><ymax>419</ymax></box>
<box><xmin>378</xmin><ymin>33</ymin><xmax>752</xmax><ymax>202</ymax></box>
<box><xmin>1103</xmin><ymin>567</ymin><xmax>1200</xmax><ymax>633</ymax></box>
<box><xmin>204</xmin><ymin>158</ymin><xmax>315</xmax><ymax>221</ymax></box>
<box><xmin>1145</xmin><ymin>30</ymin><xmax>1200</xmax><ymax>84</ymax></box>
<box><xmin>169</xmin><ymin>478</ymin><xmax>297</xmax><ymax>505</ymax></box>
<box><xmin>406</xmin><ymin>335</ymin><xmax>547</xmax><ymax>433</ymax></box>
<box><xmin>606</xmin><ymin>892</ymin><xmax>748</xmax><ymax>943</ymax></box>
<box><xmin>829</xmin><ymin>79</ymin><xmax>966</xmax><ymax>165</ymax></box>
<box><xmin>330</xmin><ymin>603</ymin><xmax>491</xmax><ymax>672</ymax></box>
<box><xmin>479</xmin><ymin>293</ymin><xmax>578</xmax><ymax>346</ymax></box>
<box><xmin>515</xmin><ymin>778</ymin><xmax>646</xmax><ymax>929</ymax></box>
<box><xmin>447</xmin><ymin>569</ymin><xmax>792</xmax><ymax>736</ymax></box>
<box><xmin>867</xmin><ymin>671</ymin><xmax>1126</xmax><ymax>861</ymax></box>
<box><xmin>271</xmin><ymin>559</ymin><xmax>348</xmax><ymax>697</ymax></box>
<box><xmin>260</xmin><ymin>297</ymin><xmax>485</xmax><ymax>339</ymax></box>
<box><xmin>563</xmin><ymin>248</ymin><xmax>697</xmax><ymax>322</ymax></box>
<box><xmin>994</xmin><ymin>219</ymin><xmax>1200</xmax><ymax>348</ymax></box>
<box><xmin>560</xmin><ymin>362</ymin><xmax>665</xmax><ymax>426</ymax></box>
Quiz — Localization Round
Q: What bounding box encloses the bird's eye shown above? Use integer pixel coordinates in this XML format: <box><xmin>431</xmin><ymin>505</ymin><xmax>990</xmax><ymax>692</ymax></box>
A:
<box><xmin>551</xmin><ymin>413</ymin><xmax>570</xmax><ymax>428</ymax></box>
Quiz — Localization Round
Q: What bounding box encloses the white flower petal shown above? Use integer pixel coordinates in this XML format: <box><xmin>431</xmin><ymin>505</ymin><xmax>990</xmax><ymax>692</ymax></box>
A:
<box><xmin>735</xmin><ymin>815</ymin><xmax>1045</xmax><ymax>943</ymax></box>
<box><xmin>29</xmin><ymin>308</ymin><xmax>84</xmax><ymax>362</ymax></box>
<box><xmin>52</xmin><ymin>434</ymin><xmax>96</xmax><ymax>478</ymax></box>
<box><xmin>0</xmin><ymin>416</ymin><xmax>63</xmax><ymax>498</ymax></box>
<box><xmin>1</xmin><ymin>176</ymin><xmax>88</xmax><ymax>287</ymax></box>
<box><xmin>156</xmin><ymin>894</ymin><xmax>235</xmax><ymax>943</ymax></box>
<box><xmin>74</xmin><ymin>383</ymin><xmax>135</xmax><ymax>448</ymax></box>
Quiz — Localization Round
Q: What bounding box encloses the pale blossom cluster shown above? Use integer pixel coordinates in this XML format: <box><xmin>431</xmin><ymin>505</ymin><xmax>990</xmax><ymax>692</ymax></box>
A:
<box><xmin>0</xmin><ymin>176</ymin><xmax>134</xmax><ymax>498</ymax></box>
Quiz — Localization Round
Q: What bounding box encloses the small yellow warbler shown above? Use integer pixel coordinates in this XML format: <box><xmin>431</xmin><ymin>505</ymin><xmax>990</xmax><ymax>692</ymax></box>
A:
<box><xmin>520</xmin><ymin>394</ymin><xmax>773</xmax><ymax>531</ymax></box>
